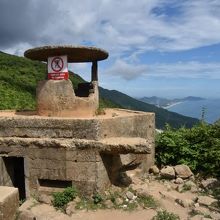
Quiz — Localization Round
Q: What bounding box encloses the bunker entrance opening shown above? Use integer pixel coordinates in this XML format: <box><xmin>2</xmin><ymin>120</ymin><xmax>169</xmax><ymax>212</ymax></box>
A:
<box><xmin>0</xmin><ymin>157</ymin><xmax>26</xmax><ymax>200</ymax></box>
<box><xmin>74</xmin><ymin>82</ymin><xmax>94</xmax><ymax>97</ymax></box>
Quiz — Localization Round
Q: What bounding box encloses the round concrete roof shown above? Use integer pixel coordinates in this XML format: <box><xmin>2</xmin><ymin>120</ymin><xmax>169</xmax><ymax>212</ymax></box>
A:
<box><xmin>24</xmin><ymin>45</ymin><xmax>109</xmax><ymax>62</ymax></box>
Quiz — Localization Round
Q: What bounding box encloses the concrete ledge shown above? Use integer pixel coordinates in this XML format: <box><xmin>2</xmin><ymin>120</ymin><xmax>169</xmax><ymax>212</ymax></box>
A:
<box><xmin>0</xmin><ymin>186</ymin><xmax>19</xmax><ymax>220</ymax></box>
<box><xmin>0</xmin><ymin>109</ymin><xmax>154</xmax><ymax>140</ymax></box>
<box><xmin>0</xmin><ymin>137</ymin><xmax>152</xmax><ymax>154</ymax></box>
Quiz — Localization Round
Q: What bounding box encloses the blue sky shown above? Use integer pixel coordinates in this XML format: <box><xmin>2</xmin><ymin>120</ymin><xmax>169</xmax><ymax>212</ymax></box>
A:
<box><xmin>1</xmin><ymin>0</ymin><xmax>220</xmax><ymax>98</ymax></box>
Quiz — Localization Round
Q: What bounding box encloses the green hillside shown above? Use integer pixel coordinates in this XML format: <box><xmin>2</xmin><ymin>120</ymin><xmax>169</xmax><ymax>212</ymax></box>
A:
<box><xmin>0</xmin><ymin>51</ymin><xmax>199</xmax><ymax>128</ymax></box>
<box><xmin>99</xmin><ymin>88</ymin><xmax>199</xmax><ymax>128</ymax></box>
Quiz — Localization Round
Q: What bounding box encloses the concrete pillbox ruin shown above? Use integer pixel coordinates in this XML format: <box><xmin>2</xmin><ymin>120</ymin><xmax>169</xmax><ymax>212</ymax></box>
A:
<box><xmin>0</xmin><ymin>45</ymin><xmax>155</xmax><ymax>200</ymax></box>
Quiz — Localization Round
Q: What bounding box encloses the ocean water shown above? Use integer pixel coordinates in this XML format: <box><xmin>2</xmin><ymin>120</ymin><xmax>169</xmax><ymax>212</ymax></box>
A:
<box><xmin>167</xmin><ymin>99</ymin><xmax>220</xmax><ymax>124</ymax></box>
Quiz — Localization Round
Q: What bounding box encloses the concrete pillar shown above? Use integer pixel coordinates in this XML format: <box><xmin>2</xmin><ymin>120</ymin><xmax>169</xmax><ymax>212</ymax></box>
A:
<box><xmin>91</xmin><ymin>61</ymin><xmax>98</xmax><ymax>81</ymax></box>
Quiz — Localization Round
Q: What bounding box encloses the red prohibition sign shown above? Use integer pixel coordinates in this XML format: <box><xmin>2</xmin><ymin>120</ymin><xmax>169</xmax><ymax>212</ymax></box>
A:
<box><xmin>51</xmin><ymin>57</ymin><xmax>64</xmax><ymax>72</ymax></box>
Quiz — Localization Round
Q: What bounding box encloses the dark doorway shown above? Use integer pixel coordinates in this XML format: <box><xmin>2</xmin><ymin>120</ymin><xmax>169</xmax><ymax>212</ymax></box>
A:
<box><xmin>3</xmin><ymin>157</ymin><xmax>26</xmax><ymax>200</ymax></box>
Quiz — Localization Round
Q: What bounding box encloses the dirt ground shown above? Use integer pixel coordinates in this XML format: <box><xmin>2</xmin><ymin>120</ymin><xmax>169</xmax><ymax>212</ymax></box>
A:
<box><xmin>18</xmin><ymin>170</ymin><xmax>220</xmax><ymax>220</ymax></box>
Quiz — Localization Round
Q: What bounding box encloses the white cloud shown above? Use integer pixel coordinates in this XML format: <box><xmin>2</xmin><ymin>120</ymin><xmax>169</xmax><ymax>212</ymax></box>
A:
<box><xmin>2</xmin><ymin>0</ymin><xmax>220</xmax><ymax>55</ymax></box>
<box><xmin>147</xmin><ymin>61</ymin><xmax>220</xmax><ymax>79</ymax></box>
<box><xmin>104</xmin><ymin>59</ymin><xmax>147</xmax><ymax>80</ymax></box>
<box><xmin>104</xmin><ymin>60</ymin><xmax>220</xmax><ymax>80</ymax></box>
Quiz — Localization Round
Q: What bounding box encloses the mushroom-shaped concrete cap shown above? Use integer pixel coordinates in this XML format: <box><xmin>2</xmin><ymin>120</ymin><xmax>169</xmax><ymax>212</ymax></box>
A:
<box><xmin>24</xmin><ymin>45</ymin><xmax>109</xmax><ymax>63</ymax></box>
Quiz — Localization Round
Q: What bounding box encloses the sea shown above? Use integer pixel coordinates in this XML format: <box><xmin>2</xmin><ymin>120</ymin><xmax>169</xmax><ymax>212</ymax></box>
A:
<box><xmin>166</xmin><ymin>99</ymin><xmax>220</xmax><ymax>124</ymax></box>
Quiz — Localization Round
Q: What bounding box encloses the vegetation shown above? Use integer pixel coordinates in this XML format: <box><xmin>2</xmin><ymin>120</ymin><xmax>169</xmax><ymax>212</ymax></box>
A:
<box><xmin>152</xmin><ymin>210</ymin><xmax>180</xmax><ymax>220</ymax></box>
<box><xmin>75</xmin><ymin>189</ymin><xmax>158</xmax><ymax>211</ymax></box>
<box><xmin>52</xmin><ymin>187</ymin><xmax>78</xmax><ymax>210</ymax></box>
<box><xmin>156</xmin><ymin>122</ymin><xmax>220</xmax><ymax>177</ymax></box>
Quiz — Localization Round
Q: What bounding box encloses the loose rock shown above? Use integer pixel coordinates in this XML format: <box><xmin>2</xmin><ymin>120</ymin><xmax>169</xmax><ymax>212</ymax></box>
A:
<box><xmin>104</xmin><ymin>199</ymin><xmax>114</xmax><ymax>209</ymax></box>
<box><xmin>115</xmin><ymin>197</ymin><xmax>124</xmax><ymax>206</ymax></box>
<box><xmin>38</xmin><ymin>194</ymin><xmax>52</xmax><ymax>205</ymax></box>
<box><xmin>160</xmin><ymin>166</ymin><xmax>175</xmax><ymax>179</ymax></box>
<box><xmin>201</xmin><ymin>178</ymin><xmax>220</xmax><ymax>189</ymax></box>
<box><xmin>66</xmin><ymin>201</ymin><xmax>76</xmax><ymax>216</ymax></box>
<box><xmin>149</xmin><ymin>165</ymin><xmax>160</xmax><ymax>175</ymax></box>
<box><xmin>126</xmin><ymin>191</ymin><xmax>135</xmax><ymax>200</ymax></box>
<box><xmin>136</xmin><ymin>188</ymin><xmax>150</xmax><ymax>198</ymax></box>
<box><xmin>192</xmin><ymin>206</ymin><xmax>211</xmax><ymax>217</ymax></box>
<box><xmin>197</xmin><ymin>196</ymin><xmax>218</xmax><ymax>207</ymax></box>
<box><xmin>175</xmin><ymin>177</ymin><xmax>184</xmax><ymax>184</ymax></box>
<box><xmin>175</xmin><ymin>198</ymin><xmax>194</xmax><ymax>208</ymax></box>
<box><xmin>174</xmin><ymin>164</ymin><xmax>193</xmax><ymax>179</ymax></box>
<box><xmin>17</xmin><ymin>210</ymin><xmax>36</xmax><ymax>220</ymax></box>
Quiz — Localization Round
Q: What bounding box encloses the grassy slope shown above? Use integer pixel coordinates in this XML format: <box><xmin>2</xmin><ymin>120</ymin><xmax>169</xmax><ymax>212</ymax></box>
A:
<box><xmin>0</xmin><ymin>51</ymin><xmax>199</xmax><ymax>128</ymax></box>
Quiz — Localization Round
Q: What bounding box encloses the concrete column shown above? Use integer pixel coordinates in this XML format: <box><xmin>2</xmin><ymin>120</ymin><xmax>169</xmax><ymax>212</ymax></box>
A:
<box><xmin>91</xmin><ymin>61</ymin><xmax>98</xmax><ymax>81</ymax></box>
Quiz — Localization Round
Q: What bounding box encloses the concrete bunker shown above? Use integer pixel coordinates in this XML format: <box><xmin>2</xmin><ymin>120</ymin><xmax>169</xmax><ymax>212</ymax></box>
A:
<box><xmin>24</xmin><ymin>46</ymin><xmax>108</xmax><ymax>117</ymax></box>
<box><xmin>0</xmin><ymin>45</ymin><xmax>155</xmax><ymax>199</ymax></box>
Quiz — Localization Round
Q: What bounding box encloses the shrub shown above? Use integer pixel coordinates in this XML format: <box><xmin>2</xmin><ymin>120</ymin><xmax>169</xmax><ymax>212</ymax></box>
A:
<box><xmin>152</xmin><ymin>210</ymin><xmax>180</xmax><ymax>220</ymax></box>
<box><xmin>92</xmin><ymin>193</ymin><xmax>103</xmax><ymax>204</ymax></box>
<box><xmin>156</xmin><ymin>123</ymin><xmax>220</xmax><ymax>177</ymax></box>
<box><xmin>52</xmin><ymin>187</ymin><xmax>78</xmax><ymax>210</ymax></box>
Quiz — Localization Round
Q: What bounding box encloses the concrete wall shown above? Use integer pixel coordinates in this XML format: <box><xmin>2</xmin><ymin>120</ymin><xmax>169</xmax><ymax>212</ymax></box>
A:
<box><xmin>0</xmin><ymin>186</ymin><xmax>19</xmax><ymax>220</ymax></box>
<box><xmin>0</xmin><ymin>158</ymin><xmax>14</xmax><ymax>187</ymax></box>
<box><xmin>37</xmin><ymin>80</ymin><xmax>99</xmax><ymax>117</ymax></box>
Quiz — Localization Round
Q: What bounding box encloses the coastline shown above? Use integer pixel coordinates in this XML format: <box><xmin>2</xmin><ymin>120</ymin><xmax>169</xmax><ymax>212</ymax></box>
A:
<box><xmin>163</xmin><ymin>101</ymin><xmax>183</xmax><ymax>109</ymax></box>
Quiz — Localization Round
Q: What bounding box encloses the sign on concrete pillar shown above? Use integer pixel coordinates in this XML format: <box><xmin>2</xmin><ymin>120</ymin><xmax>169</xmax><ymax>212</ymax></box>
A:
<box><xmin>48</xmin><ymin>55</ymin><xmax>69</xmax><ymax>80</ymax></box>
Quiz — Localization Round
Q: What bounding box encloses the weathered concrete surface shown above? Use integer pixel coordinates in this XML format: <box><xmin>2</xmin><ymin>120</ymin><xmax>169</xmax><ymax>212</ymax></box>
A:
<box><xmin>0</xmin><ymin>137</ymin><xmax>152</xmax><ymax>154</ymax></box>
<box><xmin>0</xmin><ymin>109</ymin><xmax>155</xmax><ymax>196</ymax></box>
<box><xmin>0</xmin><ymin>186</ymin><xmax>19</xmax><ymax>220</ymax></box>
<box><xmin>37</xmin><ymin>80</ymin><xmax>98</xmax><ymax>117</ymax></box>
<box><xmin>0</xmin><ymin>109</ymin><xmax>154</xmax><ymax>140</ymax></box>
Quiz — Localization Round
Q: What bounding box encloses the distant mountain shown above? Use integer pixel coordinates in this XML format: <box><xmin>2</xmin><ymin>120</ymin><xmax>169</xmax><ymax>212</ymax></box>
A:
<box><xmin>99</xmin><ymin>88</ymin><xmax>199</xmax><ymax>129</ymax></box>
<box><xmin>0</xmin><ymin>51</ymin><xmax>199</xmax><ymax>129</ymax></box>
<box><xmin>139</xmin><ymin>96</ymin><xmax>205</xmax><ymax>108</ymax></box>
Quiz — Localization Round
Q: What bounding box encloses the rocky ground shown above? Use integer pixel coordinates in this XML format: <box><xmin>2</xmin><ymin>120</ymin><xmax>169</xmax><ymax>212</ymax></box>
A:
<box><xmin>18</xmin><ymin>165</ymin><xmax>220</xmax><ymax>220</ymax></box>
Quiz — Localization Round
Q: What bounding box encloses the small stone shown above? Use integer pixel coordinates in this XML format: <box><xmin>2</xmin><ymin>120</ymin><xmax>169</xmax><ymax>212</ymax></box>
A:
<box><xmin>38</xmin><ymin>194</ymin><xmax>52</xmax><ymax>205</ymax></box>
<box><xmin>136</xmin><ymin>188</ymin><xmax>150</xmax><ymax>198</ymax></box>
<box><xmin>175</xmin><ymin>198</ymin><xmax>194</xmax><ymax>208</ymax></box>
<box><xmin>175</xmin><ymin>177</ymin><xmax>184</xmax><ymax>184</ymax></box>
<box><xmin>190</xmin><ymin>215</ymin><xmax>205</xmax><ymax>220</ymax></box>
<box><xmin>197</xmin><ymin>195</ymin><xmax>218</xmax><ymax>207</ymax></box>
<box><xmin>201</xmin><ymin>178</ymin><xmax>220</xmax><ymax>189</ymax></box>
<box><xmin>112</xmin><ymin>113</ymin><xmax>118</xmax><ymax>117</ymax></box>
<box><xmin>211</xmin><ymin>211</ymin><xmax>220</xmax><ymax>220</ymax></box>
<box><xmin>192</xmin><ymin>206</ymin><xmax>211</xmax><ymax>217</ymax></box>
<box><xmin>18</xmin><ymin>210</ymin><xmax>36</xmax><ymax>220</ymax></box>
<box><xmin>190</xmin><ymin>186</ymin><xmax>198</xmax><ymax>193</ymax></box>
<box><xmin>185</xmin><ymin>180</ymin><xmax>198</xmax><ymax>193</ymax></box>
<box><xmin>126</xmin><ymin>191</ymin><xmax>135</xmax><ymax>200</ymax></box>
<box><xmin>104</xmin><ymin>199</ymin><xmax>114</xmax><ymax>209</ymax></box>
<box><xmin>149</xmin><ymin>165</ymin><xmax>160</xmax><ymax>175</ymax></box>
<box><xmin>166</xmin><ymin>184</ymin><xmax>172</xmax><ymax>191</ymax></box>
<box><xmin>74</xmin><ymin>196</ymin><xmax>81</xmax><ymax>203</ymax></box>
<box><xmin>177</xmin><ymin>184</ymin><xmax>184</xmax><ymax>192</ymax></box>
<box><xmin>115</xmin><ymin>197</ymin><xmax>124</xmax><ymax>205</ymax></box>
<box><xmin>104</xmin><ymin>191</ymin><xmax>110</xmax><ymax>197</ymax></box>
<box><xmin>66</xmin><ymin>201</ymin><xmax>76</xmax><ymax>216</ymax></box>
<box><xmin>122</xmin><ymin>204</ymin><xmax>127</xmax><ymax>209</ymax></box>
<box><xmin>189</xmin><ymin>175</ymin><xmax>195</xmax><ymax>181</ymax></box>
<box><xmin>174</xmin><ymin>164</ymin><xmax>193</xmax><ymax>179</ymax></box>
<box><xmin>194</xmin><ymin>203</ymin><xmax>200</xmax><ymax>208</ymax></box>
<box><xmin>160</xmin><ymin>166</ymin><xmax>175</xmax><ymax>179</ymax></box>
<box><xmin>185</xmin><ymin>180</ymin><xmax>196</xmax><ymax>187</ymax></box>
